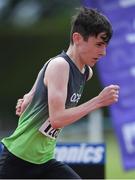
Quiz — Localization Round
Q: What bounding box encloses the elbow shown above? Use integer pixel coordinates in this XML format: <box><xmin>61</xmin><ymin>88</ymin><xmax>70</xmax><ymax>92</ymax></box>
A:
<box><xmin>50</xmin><ymin>117</ymin><xmax>62</xmax><ymax>129</ymax></box>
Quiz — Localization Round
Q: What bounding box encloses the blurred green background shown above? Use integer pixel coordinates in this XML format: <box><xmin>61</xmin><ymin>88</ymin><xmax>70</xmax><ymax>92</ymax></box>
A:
<box><xmin>0</xmin><ymin>0</ymin><xmax>135</xmax><ymax>179</ymax></box>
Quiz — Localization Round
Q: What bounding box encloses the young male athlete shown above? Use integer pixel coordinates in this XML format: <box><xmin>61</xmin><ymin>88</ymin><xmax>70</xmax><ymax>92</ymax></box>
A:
<box><xmin>0</xmin><ymin>7</ymin><xmax>119</xmax><ymax>179</ymax></box>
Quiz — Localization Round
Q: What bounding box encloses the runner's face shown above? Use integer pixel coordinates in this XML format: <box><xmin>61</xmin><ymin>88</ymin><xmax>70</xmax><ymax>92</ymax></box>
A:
<box><xmin>77</xmin><ymin>32</ymin><xmax>107</xmax><ymax>67</ymax></box>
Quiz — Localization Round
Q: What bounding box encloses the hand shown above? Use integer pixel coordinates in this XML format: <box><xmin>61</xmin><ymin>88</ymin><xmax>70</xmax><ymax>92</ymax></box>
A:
<box><xmin>16</xmin><ymin>98</ymin><xmax>24</xmax><ymax>116</ymax></box>
<box><xmin>97</xmin><ymin>84</ymin><xmax>120</xmax><ymax>107</ymax></box>
<box><xmin>15</xmin><ymin>93</ymin><xmax>32</xmax><ymax>116</ymax></box>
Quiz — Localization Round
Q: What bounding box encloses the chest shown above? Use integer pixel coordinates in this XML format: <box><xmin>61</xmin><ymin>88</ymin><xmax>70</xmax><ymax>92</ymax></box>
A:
<box><xmin>66</xmin><ymin>73</ymin><xmax>86</xmax><ymax>107</ymax></box>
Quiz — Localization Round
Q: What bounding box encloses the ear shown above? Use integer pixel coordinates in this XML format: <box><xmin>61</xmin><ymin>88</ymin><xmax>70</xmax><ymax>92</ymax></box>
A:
<box><xmin>72</xmin><ymin>32</ymin><xmax>83</xmax><ymax>45</ymax></box>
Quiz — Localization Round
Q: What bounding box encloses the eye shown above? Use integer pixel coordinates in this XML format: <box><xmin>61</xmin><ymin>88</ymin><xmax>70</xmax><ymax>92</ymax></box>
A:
<box><xmin>96</xmin><ymin>43</ymin><xmax>102</xmax><ymax>47</ymax></box>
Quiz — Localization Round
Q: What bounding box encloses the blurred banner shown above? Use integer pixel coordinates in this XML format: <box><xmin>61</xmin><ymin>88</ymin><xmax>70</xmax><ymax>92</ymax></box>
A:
<box><xmin>55</xmin><ymin>143</ymin><xmax>105</xmax><ymax>179</ymax></box>
<box><xmin>83</xmin><ymin>0</ymin><xmax>135</xmax><ymax>170</ymax></box>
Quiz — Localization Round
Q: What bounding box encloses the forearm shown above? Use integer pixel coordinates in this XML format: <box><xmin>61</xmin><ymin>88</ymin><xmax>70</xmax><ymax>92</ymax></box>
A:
<box><xmin>50</xmin><ymin>96</ymin><xmax>100</xmax><ymax>129</ymax></box>
<box><xmin>24</xmin><ymin>91</ymin><xmax>34</xmax><ymax>100</ymax></box>
<box><xmin>50</xmin><ymin>84</ymin><xmax>119</xmax><ymax>129</ymax></box>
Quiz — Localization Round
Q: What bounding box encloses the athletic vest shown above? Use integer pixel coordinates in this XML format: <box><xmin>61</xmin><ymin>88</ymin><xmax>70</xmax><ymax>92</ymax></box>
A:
<box><xmin>2</xmin><ymin>51</ymin><xmax>90</xmax><ymax>164</ymax></box>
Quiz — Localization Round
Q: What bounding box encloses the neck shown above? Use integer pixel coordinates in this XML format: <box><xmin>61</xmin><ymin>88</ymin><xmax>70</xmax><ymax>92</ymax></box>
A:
<box><xmin>66</xmin><ymin>45</ymin><xmax>84</xmax><ymax>72</ymax></box>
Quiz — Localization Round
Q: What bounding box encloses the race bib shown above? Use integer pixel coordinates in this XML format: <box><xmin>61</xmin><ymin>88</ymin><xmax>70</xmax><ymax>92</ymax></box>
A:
<box><xmin>39</xmin><ymin>119</ymin><xmax>61</xmax><ymax>139</ymax></box>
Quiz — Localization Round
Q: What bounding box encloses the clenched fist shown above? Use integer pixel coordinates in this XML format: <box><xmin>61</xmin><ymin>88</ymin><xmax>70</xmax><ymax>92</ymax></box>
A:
<box><xmin>15</xmin><ymin>93</ymin><xmax>33</xmax><ymax>116</ymax></box>
<box><xmin>16</xmin><ymin>98</ymin><xmax>24</xmax><ymax>116</ymax></box>
<box><xmin>97</xmin><ymin>85</ymin><xmax>120</xmax><ymax>107</ymax></box>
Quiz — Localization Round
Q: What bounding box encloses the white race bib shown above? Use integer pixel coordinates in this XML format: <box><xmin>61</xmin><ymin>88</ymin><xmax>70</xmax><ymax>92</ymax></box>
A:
<box><xmin>39</xmin><ymin>119</ymin><xmax>61</xmax><ymax>139</ymax></box>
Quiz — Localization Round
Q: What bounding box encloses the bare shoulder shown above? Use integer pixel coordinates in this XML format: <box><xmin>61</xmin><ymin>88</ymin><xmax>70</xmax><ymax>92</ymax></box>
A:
<box><xmin>46</xmin><ymin>57</ymin><xmax>69</xmax><ymax>72</ymax></box>
<box><xmin>44</xmin><ymin>57</ymin><xmax>70</xmax><ymax>85</ymax></box>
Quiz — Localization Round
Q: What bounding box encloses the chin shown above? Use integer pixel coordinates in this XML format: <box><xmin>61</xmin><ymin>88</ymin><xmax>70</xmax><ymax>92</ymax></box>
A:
<box><xmin>89</xmin><ymin>63</ymin><xmax>95</xmax><ymax>67</ymax></box>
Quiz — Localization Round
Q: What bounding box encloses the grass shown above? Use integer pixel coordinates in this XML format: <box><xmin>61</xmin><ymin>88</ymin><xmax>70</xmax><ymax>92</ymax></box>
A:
<box><xmin>105</xmin><ymin>132</ymin><xmax>135</xmax><ymax>179</ymax></box>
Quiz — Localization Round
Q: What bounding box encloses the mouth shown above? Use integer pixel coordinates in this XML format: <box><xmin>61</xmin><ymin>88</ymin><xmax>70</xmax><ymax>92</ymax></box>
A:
<box><xmin>93</xmin><ymin>58</ymin><xmax>99</xmax><ymax>62</ymax></box>
<box><xmin>93</xmin><ymin>58</ymin><xmax>99</xmax><ymax>61</ymax></box>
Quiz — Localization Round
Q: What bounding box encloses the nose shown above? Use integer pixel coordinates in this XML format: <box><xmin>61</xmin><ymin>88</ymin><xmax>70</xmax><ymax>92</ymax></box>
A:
<box><xmin>99</xmin><ymin>47</ymin><xmax>106</xmax><ymax>57</ymax></box>
<box><xmin>102</xmin><ymin>48</ymin><xmax>106</xmax><ymax>56</ymax></box>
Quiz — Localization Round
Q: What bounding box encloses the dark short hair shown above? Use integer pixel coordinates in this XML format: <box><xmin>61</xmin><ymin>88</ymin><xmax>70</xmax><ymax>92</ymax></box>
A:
<box><xmin>70</xmin><ymin>7</ymin><xmax>113</xmax><ymax>44</ymax></box>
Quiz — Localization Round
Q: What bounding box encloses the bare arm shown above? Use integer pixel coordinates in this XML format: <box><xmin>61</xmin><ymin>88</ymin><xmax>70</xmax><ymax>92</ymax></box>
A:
<box><xmin>45</xmin><ymin>58</ymin><xmax>119</xmax><ymax>129</ymax></box>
